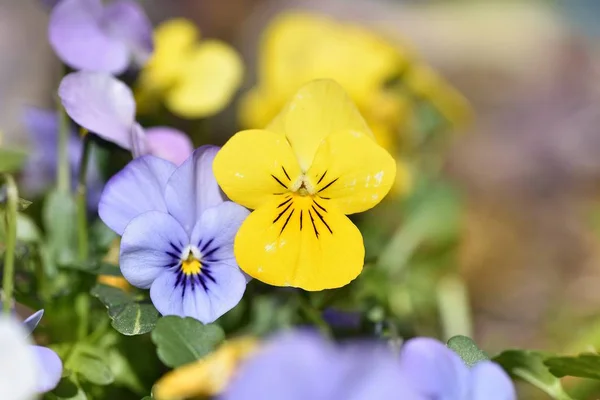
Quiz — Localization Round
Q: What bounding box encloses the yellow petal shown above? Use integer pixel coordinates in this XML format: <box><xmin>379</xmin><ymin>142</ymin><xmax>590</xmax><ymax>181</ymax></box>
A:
<box><xmin>165</xmin><ymin>40</ymin><xmax>243</xmax><ymax>118</ymax></box>
<box><xmin>153</xmin><ymin>337</ymin><xmax>258</xmax><ymax>400</ymax></box>
<box><xmin>307</xmin><ymin>130</ymin><xmax>396</xmax><ymax>215</ymax></box>
<box><xmin>238</xmin><ymin>87</ymin><xmax>281</xmax><ymax>129</ymax></box>
<box><xmin>213</xmin><ymin>130</ymin><xmax>302</xmax><ymax>210</ymax></box>
<box><xmin>266</xmin><ymin>80</ymin><xmax>373</xmax><ymax>170</ymax></box>
<box><xmin>234</xmin><ymin>195</ymin><xmax>364</xmax><ymax>291</ymax></box>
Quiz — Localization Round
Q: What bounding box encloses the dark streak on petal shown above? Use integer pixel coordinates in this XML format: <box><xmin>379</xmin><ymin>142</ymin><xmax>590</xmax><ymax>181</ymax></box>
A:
<box><xmin>317</xmin><ymin>171</ymin><xmax>327</xmax><ymax>185</ymax></box>
<box><xmin>312</xmin><ymin>205</ymin><xmax>333</xmax><ymax>234</ymax></box>
<box><xmin>300</xmin><ymin>210</ymin><xmax>303</xmax><ymax>231</ymax></box>
<box><xmin>201</xmin><ymin>238</ymin><xmax>214</xmax><ymax>253</ymax></box>
<box><xmin>313</xmin><ymin>200</ymin><xmax>327</xmax><ymax>213</ymax></box>
<box><xmin>308</xmin><ymin>209</ymin><xmax>319</xmax><ymax>238</ymax></box>
<box><xmin>282</xmin><ymin>166</ymin><xmax>291</xmax><ymax>181</ymax></box>
<box><xmin>318</xmin><ymin>177</ymin><xmax>339</xmax><ymax>193</ymax></box>
<box><xmin>271</xmin><ymin>174</ymin><xmax>288</xmax><ymax>189</ymax></box>
<box><xmin>273</xmin><ymin>202</ymin><xmax>292</xmax><ymax>223</ymax></box>
<box><xmin>280</xmin><ymin>209</ymin><xmax>295</xmax><ymax>235</ymax></box>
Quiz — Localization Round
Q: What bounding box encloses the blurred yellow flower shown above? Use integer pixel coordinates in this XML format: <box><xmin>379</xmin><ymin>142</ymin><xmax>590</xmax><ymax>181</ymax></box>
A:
<box><xmin>97</xmin><ymin>238</ymin><xmax>131</xmax><ymax>292</ymax></box>
<box><xmin>136</xmin><ymin>18</ymin><xmax>243</xmax><ymax>118</ymax></box>
<box><xmin>153</xmin><ymin>337</ymin><xmax>258</xmax><ymax>400</ymax></box>
<box><xmin>215</xmin><ymin>80</ymin><xmax>396</xmax><ymax>290</ymax></box>
<box><xmin>240</xmin><ymin>12</ymin><xmax>471</xmax><ymax>158</ymax></box>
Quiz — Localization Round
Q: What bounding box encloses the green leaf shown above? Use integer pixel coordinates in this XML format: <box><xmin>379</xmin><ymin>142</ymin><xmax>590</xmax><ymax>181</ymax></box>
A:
<box><xmin>0</xmin><ymin>147</ymin><xmax>27</xmax><ymax>172</ymax></box>
<box><xmin>43</xmin><ymin>189</ymin><xmax>78</xmax><ymax>266</ymax></box>
<box><xmin>48</xmin><ymin>377</ymin><xmax>88</xmax><ymax>400</ymax></box>
<box><xmin>151</xmin><ymin>316</ymin><xmax>225</xmax><ymax>368</ymax></box>
<box><xmin>64</xmin><ymin>261</ymin><xmax>123</xmax><ymax>276</ymax></box>
<box><xmin>447</xmin><ymin>335</ymin><xmax>488</xmax><ymax>367</ymax></box>
<box><xmin>493</xmin><ymin>350</ymin><xmax>574</xmax><ymax>400</ymax></box>
<box><xmin>91</xmin><ymin>284</ymin><xmax>159</xmax><ymax>335</ymax></box>
<box><xmin>545</xmin><ymin>353</ymin><xmax>600</xmax><ymax>380</ymax></box>
<box><xmin>74</xmin><ymin>353</ymin><xmax>115</xmax><ymax>385</ymax></box>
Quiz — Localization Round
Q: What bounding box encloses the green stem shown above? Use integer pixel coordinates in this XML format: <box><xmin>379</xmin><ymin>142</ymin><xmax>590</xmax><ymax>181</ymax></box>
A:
<box><xmin>57</xmin><ymin>102</ymin><xmax>71</xmax><ymax>193</ymax></box>
<box><xmin>2</xmin><ymin>174</ymin><xmax>18</xmax><ymax>314</ymax></box>
<box><xmin>76</xmin><ymin>131</ymin><xmax>91</xmax><ymax>261</ymax></box>
<box><xmin>436</xmin><ymin>274</ymin><xmax>473</xmax><ymax>340</ymax></box>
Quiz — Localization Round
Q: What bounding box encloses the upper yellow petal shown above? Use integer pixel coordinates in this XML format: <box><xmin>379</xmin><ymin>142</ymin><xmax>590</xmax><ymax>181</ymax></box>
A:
<box><xmin>213</xmin><ymin>129</ymin><xmax>302</xmax><ymax>210</ymax></box>
<box><xmin>165</xmin><ymin>40</ymin><xmax>244</xmax><ymax>118</ymax></box>
<box><xmin>234</xmin><ymin>195</ymin><xmax>364</xmax><ymax>291</ymax></box>
<box><xmin>153</xmin><ymin>337</ymin><xmax>258</xmax><ymax>400</ymax></box>
<box><xmin>267</xmin><ymin>79</ymin><xmax>373</xmax><ymax>171</ymax></box>
<box><xmin>307</xmin><ymin>130</ymin><xmax>396</xmax><ymax>215</ymax></box>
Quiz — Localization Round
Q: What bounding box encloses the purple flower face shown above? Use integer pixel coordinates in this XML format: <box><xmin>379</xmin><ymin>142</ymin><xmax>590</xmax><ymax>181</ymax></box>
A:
<box><xmin>21</xmin><ymin>106</ymin><xmax>104</xmax><ymax>208</ymax></box>
<box><xmin>58</xmin><ymin>71</ymin><xmax>193</xmax><ymax>165</ymax></box>
<box><xmin>48</xmin><ymin>0</ymin><xmax>153</xmax><ymax>73</ymax></box>
<box><xmin>221</xmin><ymin>333</ymin><xmax>516</xmax><ymax>400</ymax></box>
<box><xmin>99</xmin><ymin>147</ymin><xmax>250</xmax><ymax>323</ymax></box>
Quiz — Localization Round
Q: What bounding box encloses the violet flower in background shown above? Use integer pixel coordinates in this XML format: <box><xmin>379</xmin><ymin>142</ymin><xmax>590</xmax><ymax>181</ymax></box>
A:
<box><xmin>49</xmin><ymin>0</ymin><xmax>153</xmax><ymax>73</ymax></box>
<box><xmin>58</xmin><ymin>71</ymin><xmax>193</xmax><ymax>165</ymax></box>
<box><xmin>221</xmin><ymin>332</ymin><xmax>516</xmax><ymax>400</ymax></box>
<box><xmin>98</xmin><ymin>147</ymin><xmax>249</xmax><ymax>323</ymax></box>
<box><xmin>21</xmin><ymin>106</ymin><xmax>104</xmax><ymax>208</ymax></box>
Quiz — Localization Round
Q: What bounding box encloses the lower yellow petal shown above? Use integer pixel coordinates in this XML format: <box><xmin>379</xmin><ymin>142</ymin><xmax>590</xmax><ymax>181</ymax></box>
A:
<box><xmin>166</xmin><ymin>40</ymin><xmax>243</xmax><ymax>118</ymax></box>
<box><xmin>307</xmin><ymin>130</ymin><xmax>396</xmax><ymax>215</ymax></box>
<box><xmin>213</xmin><ymin>130</ymin><xmax>301</xmax><ymax>210</ymax></box>
<box><xmin>234</xmin><ymin>196</ymin><xmax>364</xmax><ymax>291</ymax></box>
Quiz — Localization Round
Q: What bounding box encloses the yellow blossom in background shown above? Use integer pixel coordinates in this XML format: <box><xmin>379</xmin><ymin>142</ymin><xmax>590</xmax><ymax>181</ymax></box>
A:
<box><xmin>153</xmin><ymin>337</ymin><xmax>258</xmax><ymax>400</ymax></box>
<box><xmin>136</xmin><ymin>18</ymin><xmax>243</xmax><ymax>118</ymax></box>
<box><xmin>239</xmin><ymin>12</ymin><xmax>471</xmax><ymax>159</ymax></box>
<box><xmin>215</xmin><ymin>80</ymin><xmax>397</xmax><ymax>291</ymax></box>
<box><xmin>97</xmin><ymin>238</ymin><xmax>131</xmax><ymax>292</ymax></box>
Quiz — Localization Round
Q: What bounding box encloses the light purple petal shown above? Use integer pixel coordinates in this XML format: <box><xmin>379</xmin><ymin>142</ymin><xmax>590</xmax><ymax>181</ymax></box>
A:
<box><xmin>23</xmin><ymin>310</ymin><xmax>44</xmax><ymax>334</ymax></box>
<box><xmin>470</xmin><ymin>361</ymin><xmax>516</xmax><ymax>400</ymax></box>
<box><xmin>131</xmin><ymin>123</ymin><xmax>149</xmax><ymax>159</ymax></box>
<box><xmin>399</xmin><ymin>338</ymin><xmax>469</xmax><ymax>399</ymax></box>
<box><xmin>49</xmin><ymin>0</ymin><xmax>130</xmax><ymax>73</ymax></box>
<box><xmin>120</xmin><ymin>211</ymin><xmax>188</xmax><ymax>289</ymax></box>
<box><xmin>223</xmin><ymin>332</ymin><xmax>342</xmax><ymax>400</ymax></box>
<box><xmin>100</xmin><ymin>1</ymin><xmax>153</xmax><ymax>67</ymax></box>
<box><xmin>190</xmin><ymin>202</ymin><xmax>249</xmax><ymax>264</ymax></box>
<box><xmin>99</xmin><ymin>155</ymin><xmax>176</xmax><ymax>235</ymax></box>
<box><xmin>58</xmin><ymin>71</ymin><xmax>135</xmax><ymax>149</ymax></box>
<box><xmin>32</xmin><ymin>346</ymin><xmax>62</xmax><ymax>393</ymax></box>
<box><xmin>164</xmin><ymin>146</ymin><xmax>224</xmax><ymax>234</ymax></box>
<box><xmin>0</xmin><ymin>318</ymin><xmax>37</xmax><ymax>400</ymax></box>
<box><xmin>145</xmin><ymin>127</ymin><xmax>194</xmax><ymax>166</ymax></box>
<box><xmin>345</xmin><ymin>357</ymin><xmax>421</xmax><ymax>400</ymax></box>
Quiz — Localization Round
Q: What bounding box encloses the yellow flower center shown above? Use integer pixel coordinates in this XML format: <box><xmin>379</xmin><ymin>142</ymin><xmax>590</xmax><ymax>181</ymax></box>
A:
<box><xmin>181</xmin><ymin>256</ymin><xmax>202</xmax><ymax>275</ymax></box>
<box><xmin>291</xmin><ymin>174</ymin><xmax>316</xmax><ymax>196</ymax></box>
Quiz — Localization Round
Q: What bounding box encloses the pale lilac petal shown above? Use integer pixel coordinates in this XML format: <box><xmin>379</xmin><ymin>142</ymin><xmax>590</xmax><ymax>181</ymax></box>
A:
<box><xmin>145</xmin><ymin>127</ymin><xmax>194</xmax><ymax>166</ymax></box>
<box><xmin>58</xmin><ymin>71</ymin><xmax>135</xmax><ymax>149</ymax></box>
<box><xmin>49</xmin><ymin>0</ymin><xmax>129</xmax><ymax>73</ymax></box>
<box><xmin>0</xmin><ymin>318</ymin><xmax>37</xmax><ymax>400</ymax></box>
<box><xmin>131</xmin><ymin>123</ymin><xmax>149</xmax><ymax>159</ymax></box>
<box><xmin>99</xmin><ymin>155</ymin><xmax>176</xmax><ymax>235</ymax></box>
<box><xmin>100</xmin><ymin>1</ymin><xmax>153</xmax><ymax>67</ymax></box>
<box><xmin>164</xmin><ymin>146</ymin><xmax>224</xmax><ymax>233</ymax></box>
<box><xmin>120</xmin><ymin>211</ymin><xmax>188</xmax><ymax>289</ymax></box>
<box><xmin>32</xmin><ymin>346</ymin><xmax>62</xmax><ymax>393</ymax></box>
<box><xmin>399</xmin><ymin>338</ymin><xmax>469</xmax><ymax>399</ymax></box>
<box><xmin>149</xmin><ymin>271</ymin><xmax>185</xmax><ymax>317</ymax></box>
<box><xmin>190</xmin><ymin>202</ymin><xmax>249</xmax><ymax>264</ymax></box>
<box><xmin>23</xmin><ymin>310</ymin><xmax>44</xmax><ymax>334</ymax></box>
<box><xmin>470</xmin><ymin>361</ymin><xmax>516</xmax><ymax>400</ymax></box>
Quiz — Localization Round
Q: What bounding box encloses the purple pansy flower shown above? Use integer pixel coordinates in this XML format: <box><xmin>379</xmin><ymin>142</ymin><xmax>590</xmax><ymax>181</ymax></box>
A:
<box><xmin>98</xmin><ymin>147</ymin><xmax>250</xmax><ymax>323</ymax></box>
<box><xmin>21</xmin><ymin>106</ymin><xmax>104</xmax><ymax>208</ymax></box>
<box><xmin>49</xmin><ymin>0</ymin><xmax>153</xmax><ymax>73</ymax></box>
<box><xmin>221</xmin><ymin>332</ymin><xmax>516</xmax><ymax>400</ymax></box>
<box><xmin>58</xmin><ymin>71</ymin><xmax>193</xmax><ymax>165</ymax></box>
<box><xmin>0</xmin><ymin>306</ymin><xmax>63</xmax><ymax>394</ymax></box>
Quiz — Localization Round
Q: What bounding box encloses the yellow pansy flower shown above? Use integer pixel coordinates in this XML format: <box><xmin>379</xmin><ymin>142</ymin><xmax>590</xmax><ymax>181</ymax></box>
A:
<box><xmin>214</xmin><ymin>80</ymin><xmax>396</xmax><ymax>291</ymax></box>
<box><xmin>153</xmin><ymin>337</ymin><xmax>258</xmax><ymax>400</ymax></box>
<box><xmin>136</xmin><ymin>18</ymin><xmax>243</xmax><ymax>118</ymax></box>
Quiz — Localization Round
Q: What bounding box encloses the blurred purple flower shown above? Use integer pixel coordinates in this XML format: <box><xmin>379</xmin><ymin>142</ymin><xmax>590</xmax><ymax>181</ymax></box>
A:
<box><xmin>21</xmin><ymin>106</ymin><xmax>104</xmax><ymax>208</ymax></box>
<box><xmin>0</xmin><ymin>305</ymin><xmax>63</xmax><ymax>393</ymax></box>
<box><xmin>48</xmin><ymin>0</ymin><xmax>153</xmax><ymax>73</ymax></box>
<box><xmin>58</xmin><ymin>71</ymin><xmax>193</xmax><ymax>165</ymax></box>
<box><xmin>221</xmin><ymin>332</ymin><xmax>516</xmax><ymax>400</ymax></box>
<box><xmin>99</xmin><ymin>147</ymin><xmax>249</xmax><ymax>323</ymax></box>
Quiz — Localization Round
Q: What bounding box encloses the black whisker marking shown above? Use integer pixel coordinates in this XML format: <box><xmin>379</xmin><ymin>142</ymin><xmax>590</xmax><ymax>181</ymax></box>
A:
<box><xmin>300</xmin><ymin>210</ymin><xmax>303</xmax><ymax>231</ymax></box>
<box><xmin>312</xmin><ymin>205</ymin><xmax>333</xmax><ymax>234</ymax></box>
<box><xmin>203</xmin><ymin>269</ymin><xmax>217</xmax><ymax>284</ymax></box>
<box><xmin>277</xmin><ymin>197</ymin><xmax>292</xmax><ymax>208</ymax></box>
<box><xmin>318</xmin><ymin>177</ymin><xmax>339</xmax><ymax>193</ymax></box>
<box><xmin>319</xmin><ymin>196</ymin><xmax>331</xmax><ymax>200</ymax></box>
<box><xmin>280</xmin><ymin>209</ymin><xmax>295</xmax><ymax>235</ymax></box>
<box><xmin>168</xmin><ymin>241</ymin><xmax>181</xmax><ymax>253</ymax></box>
<box><xmin>271</xmin><ymin>174</ymin><xmax>288</xmax><ymax>189</ymax></box>
<box><xmin>313</xmin><ymin>200</ymin><xmax>327</xmax><ymax>212</ymax></box>
<box><xmin>281</xmin><ymin>166</ymin><xmax>291</xmax><ymax>181</ymax></box>
<box><xmin>201</xmin><ymin>238</ymin><xmax>214</xmax><ymax>253</ymax></box>
<box><xmin>166</xmin><ymin>251</ymin><xmax>180</xmax><ymax>259</ymax></box>
<box><xmin>273</xmin><ymin>202</ymin><xmax>292</xmax><ymax>223</ymax></box>
<box><xmin>317</xmin><ymin>171</ymin><xmax>327</xmax><ymax>184</ymax></box>
<box><xmin>202</xmin><ymin>246</ymin><xmax>220</xmax><ymax>259</ymax></box>
<box><xmin>308</xmin><ymin>209</ymin><xmax>319</xmax><ymax>238</ymax></box>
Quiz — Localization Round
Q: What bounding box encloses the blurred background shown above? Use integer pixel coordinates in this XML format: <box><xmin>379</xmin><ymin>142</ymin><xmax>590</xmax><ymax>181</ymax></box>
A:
<box><xmin>4</xmin><ymin>0</ymin><xmax>600</xmax><ymax>398</ymax></box>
